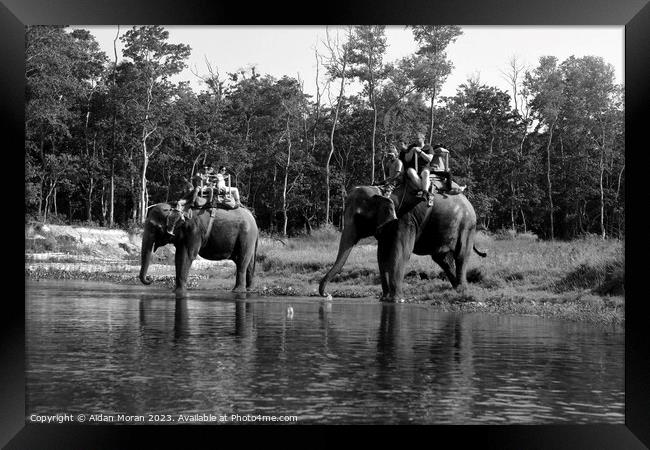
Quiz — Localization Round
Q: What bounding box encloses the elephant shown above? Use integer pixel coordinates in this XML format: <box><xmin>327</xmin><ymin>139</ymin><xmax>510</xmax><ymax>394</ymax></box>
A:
<box><xmin>139</xmin><ymin>202</ymin><xmax>259</xmax><ymax>299</ymax></box>
<box><xmin>318</xmin><ymin>181</ymin><xmax>486</xmax><ymax>302</ymax></box>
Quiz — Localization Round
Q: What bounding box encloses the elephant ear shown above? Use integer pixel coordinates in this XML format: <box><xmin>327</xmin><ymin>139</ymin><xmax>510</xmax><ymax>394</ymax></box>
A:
<box><xmin>371</xmin><ymin>195</ymin><xmax>397</xmax><ymax>237</ymax></box>
<box><xmin>146</xmin><ymin>206</ymin><xmax>174</xmax><ymax>245</ymax></box>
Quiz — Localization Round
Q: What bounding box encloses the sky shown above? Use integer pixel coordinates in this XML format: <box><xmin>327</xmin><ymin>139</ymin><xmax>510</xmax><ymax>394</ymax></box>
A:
<box><xmin>74</xmin><ymin>25</ymin><xmax>624</xmax><ymax>102</ymax></box>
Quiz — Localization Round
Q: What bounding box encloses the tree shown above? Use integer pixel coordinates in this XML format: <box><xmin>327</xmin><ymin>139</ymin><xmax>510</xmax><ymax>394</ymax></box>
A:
<box><xmin>410</xmin><ymin>25</ymin><xmax>463</xmax><ymax>144</ymax></box>
<box><xmin>276</xmin><ymin>77</ymin><xmax>308</xmax><ymax>236</ymax></box>
<box><xmin>524</xmin><ymin>56</ymin><xmax>564</xmax><ymax>239</ymax></box>
<box><xmin>347</xmin><ymin>25</ymin><xmax>388</xmax><ymax>184</ymax></box>
<box><xmin>563</xmin><ymin>56</ymin><xmax>617</xmax><ymax>239</ymax></box>
<box><xmin>25</xmin><ymin>26</ymin><xmax>108</xmax><ymax>221</ymax></box>
<box><xmin>322</xmin><ymin>27</ymin><xmax>351</xmax><ymax>224</ymax></box>
<box><xmin>120</xmin><ymin>25</ymin><xmax>191</xmax><ymax>222</ymax></box>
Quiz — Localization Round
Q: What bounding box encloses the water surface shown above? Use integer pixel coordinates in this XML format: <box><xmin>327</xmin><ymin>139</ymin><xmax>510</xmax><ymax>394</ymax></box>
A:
<box><xmin>26</xmin><ymin>280</ymin><xmax>624</xmax><ymax>424</ymax></box>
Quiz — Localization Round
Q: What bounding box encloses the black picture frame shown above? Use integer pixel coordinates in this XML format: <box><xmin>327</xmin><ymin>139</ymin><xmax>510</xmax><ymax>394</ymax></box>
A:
<box><xmin>6</xmin><ymin>0</ymin><xmax>649</xmax><ymax>447</ymax></box>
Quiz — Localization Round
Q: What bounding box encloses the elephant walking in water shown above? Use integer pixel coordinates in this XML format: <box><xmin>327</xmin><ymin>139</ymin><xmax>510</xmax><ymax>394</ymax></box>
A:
<box><xmin>319</xmin><ymin>183</ymin><xmax>486</xmax><ymax>302</ymax></box>
<box><xmin>139</xmin><ymin>203</ymin><xmax>259</xmax><ymax>299</ymax></box>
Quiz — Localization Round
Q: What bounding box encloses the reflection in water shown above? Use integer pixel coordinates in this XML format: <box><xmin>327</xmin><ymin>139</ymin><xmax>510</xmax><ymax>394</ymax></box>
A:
<box><xmin>25</xmin><ymin>280</ymin><xmax>624</xmax><ymax>424</ymax></box>
<box><xmin>174</xmin><ymin>299</ymin><xmax>189</xmax><ymax>341</ymax></box>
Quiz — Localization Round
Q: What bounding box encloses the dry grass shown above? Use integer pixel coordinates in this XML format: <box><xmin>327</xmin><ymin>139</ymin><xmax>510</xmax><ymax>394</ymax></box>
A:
<box><xmin>25</xmin><ymin>225</ymin><xmax>625</xmax><ymax>324</ymax></box>
<box><xmin>258</xmin><ymin>230</ymin><xmax>623</xmax><ymax>292</ymax></box>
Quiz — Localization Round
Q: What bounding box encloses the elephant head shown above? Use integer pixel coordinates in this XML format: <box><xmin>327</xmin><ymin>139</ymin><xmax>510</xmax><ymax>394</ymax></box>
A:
<box><xmin>139</xmin><ymin>203</ymin><xmax>175</xmax><ymax>285</ymax></box>
<box><xmin>318</xmin><ymin>187</ymin><xmax>398</xmax><ymax>296</ymax></box>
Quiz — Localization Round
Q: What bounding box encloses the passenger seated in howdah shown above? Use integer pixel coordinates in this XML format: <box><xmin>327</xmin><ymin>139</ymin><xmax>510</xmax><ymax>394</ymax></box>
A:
<box><xmin>192</xmin><ymin>163</ymin><xmax>216</xmax><ymax>207</ymax></box>
<box><xmin>166</xmin><ymin>163</ymin><xmax>217</xmax><ymax>236</ymax></box>
<box><xmin>397</xmin><ymin>133</ymin><xmax>466</xmax><ymax>208</ymax></box>
<box><xmin>215</xmin><ymin>166</ymin><xmax>242</xmax><ymax>208</ymax></box>
<box><xmin>429</xmin><ymin>144</ymin><xmax>466</xmax><ymax>195</ymax></box>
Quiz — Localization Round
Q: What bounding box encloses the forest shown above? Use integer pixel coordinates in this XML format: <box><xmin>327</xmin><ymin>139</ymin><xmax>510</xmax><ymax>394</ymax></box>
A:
<box><xmin>25</xmin><ymin>25</ymin><xmax>625</xmax><ymax>240</ymax></box>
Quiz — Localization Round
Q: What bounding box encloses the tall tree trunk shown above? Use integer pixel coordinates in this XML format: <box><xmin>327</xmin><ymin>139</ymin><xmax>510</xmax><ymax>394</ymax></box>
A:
<box><xmin>614</xmin><ymin>163</ymin><xmax>624</xmax><ymax>205</ymax></box>
<box><xmin>109</xmin><ymin>166</ymin><xmax>115</xmax><ymax>227</ymax></box>
<box><xmin>271</xmin><ymin>164</ymin><xmax>277</xmax><ymax>232</ymax></box>
<box><xmin>140</xmin><ymin>147</ymin><xmax>148</xmax><ymax>223</ymax></box>
<box><xmin>599</xmin><ymin>144</ymin><xmax>606</xmax><ymax>240</ymax></box>
<box><xmin>101</xmin><ymin>182</ymin><xmax>107</xmax><ymax>225</ymax></box>
<box><xmin>311</xmin><ymin>50</ymin><xmax>322</xmax><ymax>154</ymax></box>
<box><xmin>43</xmin><ymin>180</ymin><xmax>56</xmax><ymax>223</ymax></box>
<box><xmin>131</xmin><ymin>177</ymin><xmax>137</xmax><ymax>223</ymax></box>
<box><xmin>510</xmin><ymin>179</ymin><xmax>516</xmax><ymax>232</ymax></box>
<box><xmin>545</xmin><ymin>121</ymin><xmax>556</xmax><ymax>240</ymax></box>
<box><xmin>428</xmin><ymin>85</ymin><xmax>437</xmax><ymax>145</ymax></box>
<box><xmin>109</xmin><ymin>26</ymin><xmax>119</xmax><ymax>227</ymax></box>
<box><xmin>326</xmin><ymin>57</ymin><xmax>347</xmax><ymax>224</ymax></box>
<box><xmin>84</xmin><ymin>99</ymin><xmax>94</xmax><ymax>223</ymax></box>
<box><xmin>139</xmin><ymin>75</ymin><xmax>155</xmax><ymax>223</ymax></box>
<box><xmin>38</xmin><ymin>137</ymin><xmax>45</xmax><ymax>217</ymax></box>
<box><xmin>282</xmin><ymin>116</ymin><xmax>291</xmax><ymax>237</ymax></box>
<box><xmin>87</xmin><ymin>179</ymin><xmax>94</xmax><ymax>222</ymax></box>
<box><xmin>340</xmin><ymin>184</ymin><xmax>346</xmax><ymax>228</ymax></box>
<box><xmin>370</xmin><ymin>92</ymin><xmax>377</xmax><ymax>184</ymax></box>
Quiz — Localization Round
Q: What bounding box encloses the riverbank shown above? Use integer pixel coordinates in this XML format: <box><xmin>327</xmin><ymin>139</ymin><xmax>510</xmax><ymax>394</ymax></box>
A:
<box><xmin>25</xmin><ymin>223</ymin><xmax>624</xmax><ymax>326</ymax></box>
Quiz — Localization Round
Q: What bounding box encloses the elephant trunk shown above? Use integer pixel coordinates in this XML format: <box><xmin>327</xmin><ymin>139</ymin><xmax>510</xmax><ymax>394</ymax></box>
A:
<box><xmin>319</xmin><ymin>232</ymin><xmax>357</xmax><ymax>296</ymax></box>
<box><xmin>139</xmin><ymin>227</ymin><xmax>155</xmax><ymax>285</ymax></box>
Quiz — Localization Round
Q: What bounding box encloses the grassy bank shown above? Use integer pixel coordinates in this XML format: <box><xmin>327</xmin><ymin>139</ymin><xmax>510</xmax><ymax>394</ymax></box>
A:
<box><xmin>25</xmin><ymin>224</ymin><xmax>624</xmax><ymax>325</ymax></box>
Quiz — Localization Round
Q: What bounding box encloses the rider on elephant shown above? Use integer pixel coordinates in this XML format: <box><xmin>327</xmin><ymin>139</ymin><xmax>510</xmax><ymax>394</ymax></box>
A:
<box><xmin>401</xmin><ymin>132</ymin><xmax>435</xmax><ymax>207</ymax></box>
<box><xmin>216</xmin><ymin>165</ymin><xmax>243</xmax><ymax>208</ymax></box>
<box><xmin>375</xmin><ymin>144</ymin><xmax>404</xmax><ymax>196</ymax></box>
<box><xmin>430</xmin><ymin>144</ymin><xmax>466</xmax><ymax>195</ymax></box>
<box><xmin>192</xmin><ymin>163</ymin><xmax>216</xmax><ymax>207</ymax></box>
<box><xmin>166</xmin><ymin>163</ymin><xmax>216</xmax><ymax>236</ymax></box>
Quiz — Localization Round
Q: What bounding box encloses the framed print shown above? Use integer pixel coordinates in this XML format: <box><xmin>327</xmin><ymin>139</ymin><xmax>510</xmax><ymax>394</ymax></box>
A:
<box><xmin>5</xmin><ymin>0</ymin><xmax>650</xmax><ymax>447</ymax></box>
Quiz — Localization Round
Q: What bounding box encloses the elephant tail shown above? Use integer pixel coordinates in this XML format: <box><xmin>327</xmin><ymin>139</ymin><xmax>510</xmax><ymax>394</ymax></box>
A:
<box><xmin>252</xmin><ymin>237</ymin><xmax>258</xmax><ymax>275</ymax></box>
<box><xmin>473</xmin><ymin>245</ymin><xmax>487</xmax><ymax>258</ymax></box>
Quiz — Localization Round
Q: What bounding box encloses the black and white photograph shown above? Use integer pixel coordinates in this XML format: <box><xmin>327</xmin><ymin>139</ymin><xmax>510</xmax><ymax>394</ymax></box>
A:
<box><xmin>6</xmin><ymin>2</ymin><xmax>647</xmax><ymax>441</ymax></box>
<box><xmin>21</xmin><ymin>23</ymin><xmax>629</xmax><ymax>427</ymax></box>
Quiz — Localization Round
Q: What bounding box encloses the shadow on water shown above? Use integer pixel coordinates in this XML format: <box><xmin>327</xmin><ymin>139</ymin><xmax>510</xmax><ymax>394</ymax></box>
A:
<box><xmin>25</xmin><ymin>280</ymin><xmax>624</xmax><ymax>424</ymax></box>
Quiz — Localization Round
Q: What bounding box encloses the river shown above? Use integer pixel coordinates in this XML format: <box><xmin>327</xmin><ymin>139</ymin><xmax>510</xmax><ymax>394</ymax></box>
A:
<box><xmin>25</xmin><ymin>280</ymin><xmax>624</xmax><ymax>424</ymax></box>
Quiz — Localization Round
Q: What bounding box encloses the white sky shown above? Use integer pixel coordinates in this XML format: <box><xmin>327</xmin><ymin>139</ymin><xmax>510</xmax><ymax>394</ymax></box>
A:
<box><xmin>75</xmin><ymin>25</ymin><xmax>624</xmax><ymax>102</ymax></box>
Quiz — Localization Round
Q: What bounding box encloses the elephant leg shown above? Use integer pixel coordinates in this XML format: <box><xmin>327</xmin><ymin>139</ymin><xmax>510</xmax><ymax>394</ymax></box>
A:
<box><xmin>230</xmin><ymin>251</ymin><xmax>247</xmax><ymax>293</ymax></box>
<box><xmin>455</xmin><ymin>255</ymin><xmax>469</xmax><ymax>292</ymax></box>
<box><xmin>454</xmin><ymin>228</ymin><xmax>473</xmax><ymax>292</ymax></box>
<box><xmin>377</xmin><ymin>244</ymin><xmax>390</xmax><ymax>301</ymax></box>
<box><xmin>174</xmin><ymin>235</ymin><xmax>201</xmax><ymax>299</ymax></box>
<box><xmin>246</xmin><ymin>260</ymin><xmax>255</xmax><ymax>290</ymax></box>
<box><xmin>432</xmin><ymin>252</ymin><xmax>458</xmax><ymax>288</ymax></box>
<box><xmin>232</xmin><ymin>261</ymin><xmax>247</xmax><ymax>293</ymax></box>
<box><xmin>246</xmin><ymin>238</ymin><xmax>258</xmax><ymax>290</ymax></box>
<box><xmin>233</xmin><ymin>239</ymin><xmax>255</xmax><ymax>293</ymax></box>
<box><xmin>378</xmin><ymin>224</ymin><xmax>415</xmax><ymax>302</ymax></box>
